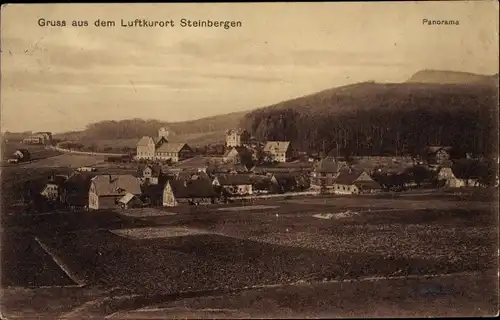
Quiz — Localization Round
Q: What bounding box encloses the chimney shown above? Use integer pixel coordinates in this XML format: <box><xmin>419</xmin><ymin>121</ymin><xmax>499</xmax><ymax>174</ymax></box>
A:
<box><xmin>109</xmin><ymin>174</ymin><xmax>113</xmax><ymax>183</ymax></box>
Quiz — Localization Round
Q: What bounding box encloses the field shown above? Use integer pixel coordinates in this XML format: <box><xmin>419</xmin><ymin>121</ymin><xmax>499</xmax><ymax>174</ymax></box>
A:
<box><xmin>0</xmin><ymin>156</ymin><xmax>498</xmax><ymax>318</ymax></box>
<box><xmin>17</xmin><ymin>153</ymin><xmax>107</xmax><ymax>168</ymax></box>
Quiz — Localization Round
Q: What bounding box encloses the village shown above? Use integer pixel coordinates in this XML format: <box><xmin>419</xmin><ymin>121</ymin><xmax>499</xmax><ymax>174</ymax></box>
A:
<box><xmin>2</xmin><ymin>126</ymin><xmax>497</xmax><ymax>214</ymax></box>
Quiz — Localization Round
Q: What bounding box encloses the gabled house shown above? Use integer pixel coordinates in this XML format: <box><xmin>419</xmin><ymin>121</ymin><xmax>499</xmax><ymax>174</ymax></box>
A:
<box><xmin>263</xmin><ymin>141</ymin><xmax>292</xmax><ymax>163</ymax></box>
<box><xmin>135</xmin><ymin>127</ymin><xmax>193</xmax><ymax>163</ymax></box>
<box><xmin>212</xmin><ymin>174</ymin><xmax>253</xmax><ymax>196</ymax></box>
<box><xmin>270</xmin><ymin>172</ymin><xmax>310</xmax><ymax>193</ymax></box>
<box><xmin>60</xmin><ymin>172</ymin><xmax>99</xmax><ymax>208</ymax></box>
<box><xmin>136</xmin><ymin>164</ymin><xmax>162</xmax><ymax>185</ymax></box>
<box><xmin>88</xmin><ymin>174</ymin><xmax>142</xmax><ymax>210</ymax></box>
<box><xmin>176</xmin><ymin>170</ymin><xmax>211</xmax><ymax>182</ymax></box>
<box><xmin>156</xmin><ymin>143</ymin><xmax>193</xmax><ymax>162</ymax></box>
<box><xmin>40</xmin><ymin>174</ymin><xmax>68</xmax><ymax>201</ymax></box>
<box><xmin>332</xmin><ymin>168</ymin><xmax>381</xmax><ymax>195</ymax></box>
<box><xmin>310</xmin><ymin>156</ymin><xmax>348</xmax><ymax>190</ymax></box>
<box><xmin>222</xmin><ymin>146</ymin><xmax>252</xmax><ymax>165</ymax></box>
<box><xmin>136</xmin><ymin>136</ymin><xmax>156</xmax><ymax>160</ymax></box>
<box><xmin>437</xmin><ymin>165</ymin><xmax>480</xmax><ymax>188</ymax></box>
<box><xmin>163</xmin><ymin>179</ymin><xmax>218</xmax><ymax>207</ymax></box>
<box><xmin>225</xmin><ymin>129</ymin><xmax>251</xmax><ymax>148</ymax></box>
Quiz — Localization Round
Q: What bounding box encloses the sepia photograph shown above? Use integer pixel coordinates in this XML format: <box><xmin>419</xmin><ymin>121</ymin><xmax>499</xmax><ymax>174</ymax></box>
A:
<box><xmin>0</xmin><ymin>2</ymin><xmax>499</xmax><ymax>318</ymax></box>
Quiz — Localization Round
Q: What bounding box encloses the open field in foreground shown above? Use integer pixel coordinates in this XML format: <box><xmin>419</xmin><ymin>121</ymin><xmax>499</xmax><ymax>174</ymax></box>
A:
<box><xmin>0</xmin><ymin>190</ymin><xmax>498</xmax><ymax>318</ymax></box>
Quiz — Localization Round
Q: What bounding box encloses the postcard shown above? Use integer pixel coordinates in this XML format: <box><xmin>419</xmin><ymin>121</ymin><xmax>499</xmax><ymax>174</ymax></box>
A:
<box><xmin>0</xmin><ymin>2</ymin><xmax>498</xmax><ymax>319</ymax></box>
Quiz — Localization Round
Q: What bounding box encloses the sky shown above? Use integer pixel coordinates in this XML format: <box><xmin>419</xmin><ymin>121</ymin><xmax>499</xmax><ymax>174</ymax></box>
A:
<box><xmin>1</xmin><ymin>2</ymin><xmax>498</xmax><ymax>133</ymax></box>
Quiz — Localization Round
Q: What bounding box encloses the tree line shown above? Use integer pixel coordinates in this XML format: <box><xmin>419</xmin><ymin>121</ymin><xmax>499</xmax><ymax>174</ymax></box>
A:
<box><xmin>240</xmin><ymin>82</ymin><xmax>498</xmax><ymax>158</ymax></box>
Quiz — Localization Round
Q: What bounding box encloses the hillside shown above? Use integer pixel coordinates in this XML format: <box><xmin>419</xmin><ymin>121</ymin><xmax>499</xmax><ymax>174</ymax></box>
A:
<box><xmin>241</xmin><ymin>70</ymin><xmax>498</xmax><ymax>156</ymax></box>
<box><xmin>52</xmin><ymin>111</ymin><xmax>246</xmax><ymax>142</ymax></box>
<box><xmin>407</xmin><ymin>69</ymin><xmax>498</xmax><ymax>84</ymax></box>
<box><xmin>10</xmin><ymin>69</ymin><xmax>498</xmax><ymax>158</ymax></box>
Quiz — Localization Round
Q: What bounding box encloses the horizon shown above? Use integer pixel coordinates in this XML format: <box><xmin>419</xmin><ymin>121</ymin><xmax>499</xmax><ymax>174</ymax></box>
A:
<box><xmin>1</xmin><ymin>2</ymin><xmax>498</xmax><ymax>133</ymax></box>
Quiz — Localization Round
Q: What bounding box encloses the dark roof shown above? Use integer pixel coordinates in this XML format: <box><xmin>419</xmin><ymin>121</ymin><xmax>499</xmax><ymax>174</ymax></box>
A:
<box><xmin>333</xmin><ymin>168</ymin><xmax>365</xmax><ymax>185</ymax></box>
<box><xmin>223</xmin><ymin>146</ymin><xmax>252</xmax><ymax>158</ymax></box>
<box><xmin>215</xmin><ymin>174</ymin><xmax>253</xmax><ymax>186</ymax></box>
<box><xmin>141</xmin><ymin>184</ymin><xmax>164</xmax><ymax>197</ymax></box>
<box><xmin>354</xmin><ymin>180</ymin><xmax>382</xmax><ymax>190</ymax></box>
<box><xmin>213</xmin><ymin>163</ymin><xmax>248</xmax><ymax>173</ymax></box>
<box><xmin>168</xmin><ymin>179</ymin><xmax>217</xmax><ymax>198</ymax></box>
<box><xmin>136</xmin><ymin>164</ymin><xmax>162</xmax><ymax>177</ymax></box>
<box><xmin>177</xmin><ymin>170</ymin><xmax>210</xmax><ymax>181</ymax></box>
<box><xmin>314</xmin><ymin>157</ymin><xmax>347</xmax><ymax>173</ymax></box>
<box><xmin>91</xmin><ymin>175</ymin><xmax>141</xmax><ymax>196</ymax></box>
<box><xmin>451</xmin><ymin>160</ymin><xmax>484</xmax><ymax>179</ymax></box>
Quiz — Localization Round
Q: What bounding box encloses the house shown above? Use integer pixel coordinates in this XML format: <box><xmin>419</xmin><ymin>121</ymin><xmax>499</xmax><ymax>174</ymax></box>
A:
<box><xmin>22</xmin><ymin>132</ymin><xmax>52</xmax><ymax>145</ymax></box>
<box><xmin>136</xmin><ymin>164</ymin><xmax>162</xmax><ymax>185</ymax></box>
<box><xmin>141</xmin><ymin>184</ymin><xmax>164</xmax><ymax>206</ymax></box>
<box><xmin>212</xmin><ymin>174</ymin><xmax>253</xmax><ymax>196</ymax></box>
<box><xmin>60</xmin><ymin>172</ymin><xmax>100</xmax><ymax>208</ymax></box>
<box><xmin>13</xmin><ymin>149</ymin><xmax>31</xmax><ymax>162</ymax></box>
<box><xmin>156</xmin><ymin>143</ymin><xmax>193</xmax><ymax>162</ymax></box>
<box><xmin>426</xmin><ymin>146</ymin><xmax>452</xmax><ymax>165</ymax></box>
<box><xmin>263</xmin><ymin>141</ymin><xmax>292</xmax><ymax>163</ymax></box>
<box><xmin>249</xmin><ymin>175</ymin><xmax>275</xmax><ymax>194</ymax></box>
<box><xmin>310</xmin><ymin>156</ymin><xmax>348</xmax><ymax>190</ymax></box>
<box><xmin>88</xmin><ymin>174</ymin><xmax>142</xmax><ymax>210</ymax></box>
<box><xmin>332</xmin><ymin>168</ymin><xmax>382</xmax><ymax>195</ymax></box>
<box><xmin>118</xmin><ymin>193</ymin><xmax>143</xmax><ymax>209</ymax></box>
<box><xmin>437</xmin><ymin>165</ymin><xmax>480</xmax><ymax>188</ymax></box>
<box><xmin>136</xmin><ymin>136</ymin><xmax>156</xmax><ymax>160</ymax></box>
<box><xmin>40</xmin><ymin>175</ymin><xmax>68</xmax><ymax>201</ymax></box>
<box><xmin>270</xmin><ymin>172</ymin><xmax>310</xmax><ymax>193</ymax></box>
<box><xmin>222</xmin><ymin>146</ymin><xmax>252</xmax><ymax>165</ymax></box>
<box><xmin>225</xmin><ymin>129</ymin><xmax>251</xmax><ymax>148</ymax></box>
<box><xmin>163</xmin><ymin>179</ymin><xmax>218</xmax><ymax>207</ymax></box>
<box><xmin>135</xmin><ymin>127</ymin><xmax>193</xmax><ymax>163</ymax></box>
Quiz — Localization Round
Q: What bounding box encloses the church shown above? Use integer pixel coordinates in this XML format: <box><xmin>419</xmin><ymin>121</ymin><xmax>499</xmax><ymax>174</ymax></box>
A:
<box><xmin>135</xmin><ymin>127</ymin><xmax>193</xmax><ymax>163</ymax></box>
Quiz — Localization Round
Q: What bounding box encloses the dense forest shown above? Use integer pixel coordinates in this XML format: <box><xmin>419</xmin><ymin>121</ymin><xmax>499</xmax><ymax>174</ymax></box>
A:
<box><xmin>240</xmin><ymin>80</ymin><xmax>498</xmax><ymax>158</ymax></box>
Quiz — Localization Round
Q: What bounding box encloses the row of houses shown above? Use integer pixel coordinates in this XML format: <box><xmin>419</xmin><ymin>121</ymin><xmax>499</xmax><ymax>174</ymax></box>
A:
<box><xmin>22</xmin><ymin>132</ymin><xmax>53</xmax><ymax>145</ymax></box>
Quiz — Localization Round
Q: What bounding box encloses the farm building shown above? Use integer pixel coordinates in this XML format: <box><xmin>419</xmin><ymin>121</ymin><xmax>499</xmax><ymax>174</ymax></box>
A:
<box><xmin>263</xmin><ymin>141</ymin><xmax>292</xmax><ymax>163</ymax></box>
<box><xmin>213</xmin><ymin>174</ymin><xmax>253</xmax><ymax>196</ymax></box>
<box><xmin>88</xmin><ymin>174</ymin><xmax>141</xmax><ymax>210</ymax></box>
<box><xmin>331</xmin><ymin>168</ymin><xmax>382</xmax><ymax>195</ymax></box>
<box><xmin>135</xmin><ymin>127</ymin><xmax>193</xmax><ymax>163</ymax></box>
<box><xmin>310</xmin><ymin>156</ymin><xmax>348</xmax><ymax>190</ymax></box>
<box><xmin>136</xmin><ymin>164</ymin><xmax>162</xmax><ymax>185</ymax></box>
<box><xmin>225</xmin><ymin>128</ymin><xmax>251</xmax><ymax>148</ymax></box>
<box><xmin>163</xmin><ymin>179</ymin><xmax>218</xmax><ymax>207</ymax></box>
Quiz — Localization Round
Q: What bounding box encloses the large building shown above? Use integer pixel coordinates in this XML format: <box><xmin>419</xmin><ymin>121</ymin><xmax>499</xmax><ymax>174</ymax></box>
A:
<box><xmin>136</xmin><ymin>127</ymin><xmax>193</xmax><ymax>163</ymax></box>
<box><xmin>22</xmin><ymin>132</ymin><xmax>52</xmax><ymax>145</ymax></box>
<box><xmin>225</xmin><ymin>129</ymin><xmax>250</xmax><ymax>148</ymax></box>
<box><xmin>263</xmin><ymin>141</ymin><xmax>292</xmax><ymax>163</ymax></box>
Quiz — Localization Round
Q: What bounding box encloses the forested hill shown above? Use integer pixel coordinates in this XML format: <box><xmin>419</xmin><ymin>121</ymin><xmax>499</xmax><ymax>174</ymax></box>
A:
<box><xmin>53</xmin><ymin>111</ymin><xmax>246</xmax><ymax>141</ymax></box>
<box><xmin>240</xmin><ymin>71</ymin><xmax>498</xmax><ymax>157</ymax></box>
